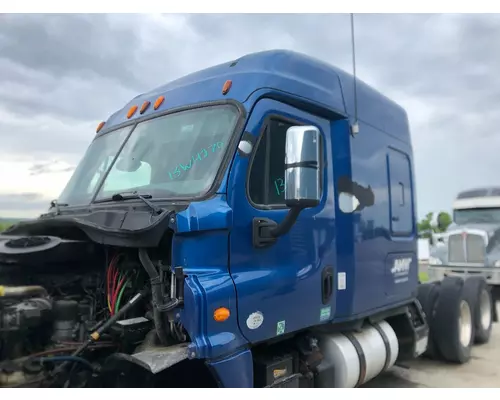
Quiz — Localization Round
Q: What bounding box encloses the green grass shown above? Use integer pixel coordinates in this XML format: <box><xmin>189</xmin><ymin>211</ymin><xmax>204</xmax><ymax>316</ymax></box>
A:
<box><xmin>419</xmin><ymin>271</ymin><xmax>429</xmax><ymax>283</ymax></box>
<box><xmin>0</xmin><ymin>222</ymin><xmax>12</xmax><ymax>232</ymax></box>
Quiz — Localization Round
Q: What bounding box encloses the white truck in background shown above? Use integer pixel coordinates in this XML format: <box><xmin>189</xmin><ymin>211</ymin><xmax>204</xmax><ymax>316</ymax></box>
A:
<box><xmin>428</xmin><ymin>187</ymin><xmax>500</xmax><ymax>323</ymax></box>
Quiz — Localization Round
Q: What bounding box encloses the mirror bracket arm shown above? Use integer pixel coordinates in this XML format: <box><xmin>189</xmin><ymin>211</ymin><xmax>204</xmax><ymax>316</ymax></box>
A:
<box><xmin>269</xmin><ymin>206</ymin><xmax>302</xmax><ymax>237</ymax></box>
<box><xmin>252</xmin><ymin>206</ymin><xmax>305</xmax><ymax>248</ymax></box>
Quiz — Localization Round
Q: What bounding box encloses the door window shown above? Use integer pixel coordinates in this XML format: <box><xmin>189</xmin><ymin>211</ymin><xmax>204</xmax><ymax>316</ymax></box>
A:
<box><xmin>248</xmin><ymin>119</ymin><xmax>295</xmax><ymax>207</ymax></box>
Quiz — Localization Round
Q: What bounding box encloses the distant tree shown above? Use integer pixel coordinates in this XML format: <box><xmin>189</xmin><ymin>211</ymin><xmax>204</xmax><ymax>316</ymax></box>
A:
<box><xmin>417</xmin><ymin>210</ymin><xmax>452</xmax><ymax>238</ymax></box>
<box><xmin>436</xmin><ymin>211</ymin><xmax>452</xmax><ymax>232</ymax></box>
<box><xmin>417</xmin><ymin>212</ymin><xmax>434</xmax><ymax>238</ymax></box>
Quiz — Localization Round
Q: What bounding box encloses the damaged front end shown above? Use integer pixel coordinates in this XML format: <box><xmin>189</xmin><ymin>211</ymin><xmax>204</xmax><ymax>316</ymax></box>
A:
<box><xmin>0</xmin><ymin>207</ymin><xmax>196</xmax><ymax>388</ymax></box>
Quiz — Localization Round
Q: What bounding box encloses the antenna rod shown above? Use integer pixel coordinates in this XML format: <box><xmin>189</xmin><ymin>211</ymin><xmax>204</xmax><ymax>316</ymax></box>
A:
<box><xmin>350</xmin><ymin>13</ymin><xmax>359</xmax><ymax>132</ymax></box>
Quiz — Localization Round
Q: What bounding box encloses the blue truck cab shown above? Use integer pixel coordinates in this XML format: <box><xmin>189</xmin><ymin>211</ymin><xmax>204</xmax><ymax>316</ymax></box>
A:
<box><xmin>0</xmin><ymin>50</ymin><xmax>493</xmax><ymax>388</ymax></box>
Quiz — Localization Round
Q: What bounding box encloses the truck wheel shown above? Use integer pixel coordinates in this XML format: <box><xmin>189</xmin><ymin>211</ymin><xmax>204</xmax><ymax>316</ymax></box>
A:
<box><xmin>432</xmin><ymin>277</ymin><xmax>473</xmax><ymax>364</ymax></box>
<box><xmin>463</xmin><ymin>277</ymin><xmax>493</xmax><ymax>344</ymax></box>
<box><xmin>416</xmin><ymin>283</ymin><xmax>441</xmax><ymax>359</ymax></box>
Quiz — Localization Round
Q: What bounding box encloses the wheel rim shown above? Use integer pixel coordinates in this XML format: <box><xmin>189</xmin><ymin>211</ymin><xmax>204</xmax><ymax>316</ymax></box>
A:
<box><xmin>479</xmin><ymin>289</ymin><xmax>492</xmax><ymax>331</ymax></box>
<box><xmin>458</xmin><ymin>300</ymin><xmax>472</xmax><ymax>347</ymax></box>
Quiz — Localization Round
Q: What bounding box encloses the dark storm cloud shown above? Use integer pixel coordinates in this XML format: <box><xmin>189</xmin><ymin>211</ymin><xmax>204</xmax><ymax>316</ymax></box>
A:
<box><xmin>1</xmin><ymin>13</ymin><xmax>500</xmax><ymax>216</ymax></box>
<box><xmin>0</xmin><ymin>113</ymin><xmax>94</xmax><ymax>160</ymax></box>
<box><xmin>0</xmin><ymin>14</ymin><xmax>143</xmax><ymax>89</ymax></box>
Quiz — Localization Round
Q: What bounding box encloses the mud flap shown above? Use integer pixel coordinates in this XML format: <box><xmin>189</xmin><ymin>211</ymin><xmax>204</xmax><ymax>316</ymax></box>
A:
<box><xmin>492</xmin><ymin>286</ymin><xmax>499</xmax><ymax>323</ymax></box>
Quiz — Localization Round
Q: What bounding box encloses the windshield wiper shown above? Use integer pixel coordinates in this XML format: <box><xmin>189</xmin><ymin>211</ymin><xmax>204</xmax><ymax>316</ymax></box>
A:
<box><xmin>109</xmin><ymin>191</ymin><xmax>164</xmax><ymax>215</ymax></box>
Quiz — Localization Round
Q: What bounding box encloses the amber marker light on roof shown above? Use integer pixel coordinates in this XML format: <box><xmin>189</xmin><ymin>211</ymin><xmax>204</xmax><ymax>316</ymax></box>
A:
<box><xmin>127</xmin><ymin>105</ymin><xmax>138</xmax><ymax>119</ymax></box>
<box><xmin>222</xmin><ymin>80</ymin><xmax>232</xmax><ymax>95</ymax></box>
<box><xmin>213</xmin><ymin>307</ymin><xmax>230</xmax><ymax>322</ymax></box>
<box><xmin>140</xmin><ymin>100</ymin><xmax>151</xmax><ymax>114</ymax></box>
<box><xmin>154</xmin><ymin>96</ymin><xmax>165</xmax><ymax>110</ymax></box>
<box><xmin>96</xmin><ymin>121</ymin><xmax>105</xmax><ymax>133</ymax></box>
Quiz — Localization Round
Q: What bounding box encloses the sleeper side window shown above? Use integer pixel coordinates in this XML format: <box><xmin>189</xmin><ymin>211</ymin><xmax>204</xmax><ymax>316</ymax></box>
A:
<box><xmin>248</xmin><ymin>119</ymin><xmax>295</xmax><ymax>206</ymax></box>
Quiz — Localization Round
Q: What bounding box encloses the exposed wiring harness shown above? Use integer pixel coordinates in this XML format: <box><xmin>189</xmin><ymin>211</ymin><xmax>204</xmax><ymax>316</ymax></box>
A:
<box><xmin>106</xmin><ymin>254</ymin><xmax>136</xmax><ymax>316</ymax></box>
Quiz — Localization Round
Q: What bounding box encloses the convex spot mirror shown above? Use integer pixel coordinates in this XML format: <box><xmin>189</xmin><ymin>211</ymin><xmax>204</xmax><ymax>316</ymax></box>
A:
<box><xmin>284</xmin><ymin>125</ymin><xmax>321</xmax><ymax>209</ymax></box>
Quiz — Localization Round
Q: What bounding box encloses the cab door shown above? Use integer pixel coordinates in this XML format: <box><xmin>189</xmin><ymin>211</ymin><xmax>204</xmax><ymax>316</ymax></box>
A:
<box><xmin>227</xmin><ymin>98</ymin><xmax>336</xmax><ymax>343</ymax></box>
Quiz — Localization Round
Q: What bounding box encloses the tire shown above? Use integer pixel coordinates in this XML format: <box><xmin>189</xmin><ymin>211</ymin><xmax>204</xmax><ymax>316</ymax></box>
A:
<box><xmin>463</xmin><ymin>277</ymin><xmax>493</xmax><ymax>345</ymax></box>
<box><xmin>432</xmin><ymin>276</ymin><xmax>473</xmax><ymax>364</ymax></box>
<box><xmin>416</xmin><ymin>282</ymin><xmax>441</xmax><ymax>359</ymax></box>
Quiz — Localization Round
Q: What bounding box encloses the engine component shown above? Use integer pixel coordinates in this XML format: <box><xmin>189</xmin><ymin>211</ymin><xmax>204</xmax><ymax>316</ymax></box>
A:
<box><xmin>315</xmin><ymin>320</ymin><xmax>399</xmax><ymax>388</ymax></box>
<box><xmin>77</xmin><ymin>300</ymin><xmax>94</xmax><ymax>342</ymax></box>
<box><xmin>65</xmin><ymin>286</ymin><xmax>150</xmax><ymax>361</ymax></box>
<box><xmin>0</xmin><ymin>286</ymin><xmax>48</xmax><ymax>299</ymax></box>
<box><xmin>0</xmin><ymin>235</ymin><xmax>99</xmax><ymax>268</ymax></box>
<box><xmin>0</xmin><ymin>239</ymin><xmax>183</xmax><ymax>388</ymax></box>
<box><xmin>0</xmin><ymin>360</ymin><xmax>42</xmax><ymax>387</ymax></box>
<box><xmin>138</xmin><ymin>249</ymin><xmax>172</xmax><ymax>345</ymax></box>
<box><xmin>1</xmin><ymin>297</ymin><xmax>52</xmax><ymax>332</ymax></box>
<box><xmin>52</xmin><ymin>300</ymin><xmax>79</xmax><ymax>342</ymax></box>
<box><xmin>0</xmin><ymin>297</ymin><xmax>53</xmax><ymax>360</ymax></box>
<box><xmin>111</xmin><ymin>317</ymin><xmax>152</xmax><ymax>347</ymax></box>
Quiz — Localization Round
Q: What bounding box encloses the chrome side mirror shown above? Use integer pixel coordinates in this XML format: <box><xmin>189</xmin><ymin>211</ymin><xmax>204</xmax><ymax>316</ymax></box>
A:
<box><xmin>252</xmin><ymin>125</ymin><xmax>322</xmax><ymax>247</ymax></box>
<box><xmin>284</xmin><ymin>125</ymin><xmax>321</xmax><ymax>209</ymax></box>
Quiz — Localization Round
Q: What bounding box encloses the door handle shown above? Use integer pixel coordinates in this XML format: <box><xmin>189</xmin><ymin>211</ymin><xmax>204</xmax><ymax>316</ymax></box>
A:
<box><xmin>321</xmin><ymin>266</ymin><xmax>334</xmax><ymax>305</ymax></box>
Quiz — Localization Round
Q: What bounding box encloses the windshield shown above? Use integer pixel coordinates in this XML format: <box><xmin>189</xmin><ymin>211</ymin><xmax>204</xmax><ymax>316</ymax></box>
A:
<box><xmin>57</xmin><ymin>104</ymin><xmax>240</xmax><ymax>206</ymax></box>
<box><xmin>454</xmin><ymin>208</ymin><xmax>500</xmax><ymax>224</ymax></box>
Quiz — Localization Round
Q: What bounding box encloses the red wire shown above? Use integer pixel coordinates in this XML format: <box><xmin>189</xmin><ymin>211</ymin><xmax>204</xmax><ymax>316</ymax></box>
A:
<box><xmin>106</xmin><ymin>254</ymin><xmax>119</xmax><ymax>316</ymax></box>
<box><xmin>111</xmin><ymin>275</ymin><xmax>127</xmax><ymax>314</ymax></box>
<box><xmin>112</xmin><ymin>269</ymin><xmax>119</xmax><ymax>298</ymax></box>
<box><xmin>106</xmin><ymin>262</ymin><xmax>112</xmax><ymax>298</ymax></box>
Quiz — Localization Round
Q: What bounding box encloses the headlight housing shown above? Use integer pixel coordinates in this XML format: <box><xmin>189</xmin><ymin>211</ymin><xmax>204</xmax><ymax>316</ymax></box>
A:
<box><xmin>494</xmin><ymin>260</ymin><xmax>500</xmax><ymax>267</ymax></box>
<box><xmin>429</xmin><ymin>256</ymin><xmax>443</xmax><ymax>266</ymax></box>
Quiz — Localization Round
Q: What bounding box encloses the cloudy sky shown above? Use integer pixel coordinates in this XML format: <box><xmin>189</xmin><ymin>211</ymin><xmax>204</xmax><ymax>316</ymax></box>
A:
<box><xmin>0</xmin><ymin>13</ymin><xmax>498</xmax><ymax>219</ymax></box>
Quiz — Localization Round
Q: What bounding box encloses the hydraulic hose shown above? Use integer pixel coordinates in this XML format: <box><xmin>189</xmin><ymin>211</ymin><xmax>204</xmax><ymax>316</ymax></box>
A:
<box><xmin>138</xmin><ymin>248</ymin><xmax>170</xmax><ymax>345</ymax></box>
<box><xmin>34</xmin><ymin>356</ymin><xmax>94</xmax><ymax>371</ymax></box>
<box><xmin>0</xmin><ymin>285</ymin><xmax>48</xmax><ymax>299</ymax></box>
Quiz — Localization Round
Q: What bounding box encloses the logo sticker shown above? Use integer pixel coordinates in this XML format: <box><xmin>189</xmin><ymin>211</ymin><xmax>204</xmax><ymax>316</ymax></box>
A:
<box><xmin>391</xmin><ymin>257</ymin><xmax>412</xmax><ymax>284</ymax></box>
<box><xmin>276</xmin><ymin>320</ymin><xmax>286</xmax><ymax>335</ymax></box>
<box><xmin>320</xmin><ymin>306</ymin><xmax>331</xmax><ymax>321</ymax></box>
<box><xmin>246</xmin><ymin>311</ymin><xmax>264</xmax><ymax>330</ymax></box>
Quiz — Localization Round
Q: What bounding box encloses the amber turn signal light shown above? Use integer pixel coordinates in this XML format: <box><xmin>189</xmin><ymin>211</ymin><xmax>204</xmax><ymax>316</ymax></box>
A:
<box><xmin>140</xmin><ymin>100</ymin><xmax>151</xmax><ymax>114</ymax></box>
<box><xmin>127</xmin><ymin>105</ymin><xmax>138</xmax><ymax>119</ymax></box>
<box><xmin>214</xmin><ymin>307</ymin><xmax>230</xmax><ymax>322</ymax></box>
<box><xmin>222</xmin><ymin>80</ymin><xmax>232</xmax><ymax>95</ymax></box>
<box><xmin>96</xmin><ymin>121</ymin><xmax>105</xmax><ymax>133</ymax></box>
<box><xmin>154</xmin><ymin>96</ymin><xmax>165</xmax><ymax>110</ymax></box>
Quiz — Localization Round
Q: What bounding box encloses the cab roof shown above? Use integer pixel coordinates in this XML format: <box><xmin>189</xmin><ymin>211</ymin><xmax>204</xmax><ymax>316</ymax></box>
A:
<box><xmin>457</xmin><ymin>187</ymin><xmax>500</xmax><ymax>199</ymax></box>
<box><xmin>99</xmin><ymin>49</ymin><xmax>409</xmax><ymax>140</ymax></box>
